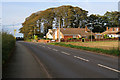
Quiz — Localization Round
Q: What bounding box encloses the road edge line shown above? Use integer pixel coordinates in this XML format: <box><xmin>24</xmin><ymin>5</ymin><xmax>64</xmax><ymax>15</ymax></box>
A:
<box><xmin>31</xmin><ymin>52</ymin><xmax>52</xmax><ymax>78</ymax></box>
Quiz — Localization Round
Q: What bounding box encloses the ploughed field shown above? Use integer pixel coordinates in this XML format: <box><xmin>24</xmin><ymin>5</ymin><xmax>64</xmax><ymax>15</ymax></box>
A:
<box><xmin>65</xmin><ymin>41</ymin><xmax>119</xmax><ymax>50</ymax></box>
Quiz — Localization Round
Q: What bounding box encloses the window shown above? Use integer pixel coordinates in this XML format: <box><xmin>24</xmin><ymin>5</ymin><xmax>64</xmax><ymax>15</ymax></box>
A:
<box><xmin>73</xmin><ymin>35</ymin><xmax>77</xmax><ymax>38</ymax></box>
<box><xmin>112</xmin><ymin>28</ymin><xmax>114</xmax><ymax>31</ymax></box>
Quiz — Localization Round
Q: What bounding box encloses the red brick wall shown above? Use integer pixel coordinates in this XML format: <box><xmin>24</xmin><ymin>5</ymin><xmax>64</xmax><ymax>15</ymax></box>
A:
<box><xmin>38</xmin><ymin>40</ymin><xmax>50</xmax><ymax>43</ymax></box>
<box><xmin>64</xmin><ymin>36</ymin><xmax>73</xmax><ymax>40</ymax></box>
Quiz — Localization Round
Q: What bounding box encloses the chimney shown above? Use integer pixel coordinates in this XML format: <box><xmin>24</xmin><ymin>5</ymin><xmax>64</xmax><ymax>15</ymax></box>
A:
<box><xmin>85</xmin><ymin>26</ymin><xmax>88</xmax><ymax>32</ymax></box>
<box><xmin>111</xmin><ymin>28</ymin><xmax>113</xmax><ymax>31</ymax></box>
<box><xmin>106</xmin><ymin>27</ymin><xmax>108</xmax><ymax>31</ymax></box>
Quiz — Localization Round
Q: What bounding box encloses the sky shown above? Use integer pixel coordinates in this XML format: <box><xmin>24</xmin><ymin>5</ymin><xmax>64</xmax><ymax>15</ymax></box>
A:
<box><xmin>1</xmin><ymin>0</ymin><xmax>120</xmax><ymax>37</ymax></box>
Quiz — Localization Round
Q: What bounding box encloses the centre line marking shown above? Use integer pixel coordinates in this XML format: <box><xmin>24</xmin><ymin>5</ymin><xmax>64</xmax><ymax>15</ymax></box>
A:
<box><xmin>61</xmin><ymin>51</ymin><xmax>70</xmax><ymax>55</ymax></box>
<box><xmin>53</xmin><ymin>49</ymin><xmax>58</xmax><ymax>51</ymax></box>
<box><xmin>98</xmin><ymin>64</ymin><xmax>120</xmax><ymax>73</ymax></box>
<box><xmin>74</xmin><ymin>56</ymin><xmax>89</xmax><ymax>62</ymax></box>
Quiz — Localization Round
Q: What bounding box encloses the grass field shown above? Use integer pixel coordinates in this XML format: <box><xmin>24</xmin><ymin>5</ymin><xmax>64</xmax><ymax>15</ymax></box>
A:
<box><xmin>65</xmin><ymin>41</ymin><xmax>119</xmax><ymax>50</ymax></box>
<box><xmin>49</xmin><ymin>40</ymin><xmax>119</xmax><ymax>56</ymax></box>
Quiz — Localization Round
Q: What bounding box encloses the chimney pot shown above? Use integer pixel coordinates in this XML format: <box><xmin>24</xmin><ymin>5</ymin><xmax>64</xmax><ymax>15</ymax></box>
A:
<box><xmin>106</xmin><ymin>27</ymin><xmax>108</xmax><ymax>31</ymax></box>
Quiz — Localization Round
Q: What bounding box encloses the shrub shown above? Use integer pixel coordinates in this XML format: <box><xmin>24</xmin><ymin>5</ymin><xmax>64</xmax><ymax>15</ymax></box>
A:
<box><xmin>104</xmin><ymin>34</ymin><xmax>108</xmax><ymax>39</ymax></box>
<box><xmin>46</xmin><ymin>38</ymin><xmax>49</xmax><ymax>40</ymax></box>
<box><xmin>111</xmin><ymin>37</ymin><xmax>115</xmax><ymax>39</ymax></box>
<box><xmin>88</xmin><ymin>35</ymin><xmax>95</xmax><ymax>39</ymax></box>
<box><xmin>76</xmin><ymin>38</ymin><xmax>81</xmax><ymax>40</ymax></box>
<box><xmin>68</xmin><ymin>38</ymin><xmax>71</xmax><ymax>40</ymax></box>
<box><xmin>73</xmin><ymin>38</ymin><xmax>77</xmax><ymax>40</ymax></box>
<box><xmin>60</xmin><ymin>38</ymin><xmax>64</xmax><ymax>41</ymax></box>
<box><xmin>2</xmin><ymin>32</ymin><xmax>16</xmax><ymax>64</ymax></box>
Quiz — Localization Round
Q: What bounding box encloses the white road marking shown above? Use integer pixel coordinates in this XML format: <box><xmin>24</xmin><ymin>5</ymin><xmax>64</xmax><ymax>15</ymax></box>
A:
<box><xmin>61</xmin><ymin>51</ymin><xmax>70</xmax><ymax>55</ymax></box>
<box><xmin>52</xmin><ymin>49</ymin><xmax>58</xmax><ymax>51</ymax></box>
<box><xmin>74</xmin><ymin>56</ymin><xmax>89</xmax><ymax>62</ymax></box>
<box><xmin>98</xmin><ymin>64</ymin><xmax>120</xmax><ymax>73</ymax></box>
<box><xmin>48</xmin><ymin>47</ymin><xmax>51</xmax><ymax>49</ymax></box>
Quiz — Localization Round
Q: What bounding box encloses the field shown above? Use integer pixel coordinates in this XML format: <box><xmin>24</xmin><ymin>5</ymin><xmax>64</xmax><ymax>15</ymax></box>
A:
<box><xmin>65</xmin><ymin>41</ymin><xmax>119</xmax><ymax>50</ymax></box>
<box><xmin>50</xmin><ymin>40</ymin><xmax>119</xmax><ymax>56</ymax></box>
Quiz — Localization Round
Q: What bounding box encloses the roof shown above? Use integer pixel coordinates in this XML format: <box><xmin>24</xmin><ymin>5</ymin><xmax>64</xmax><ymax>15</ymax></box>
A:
<box><xmin>49</xmin><ymin>29</ymin><xmax>56</xmax><ymax>35</ymax></box>
<box><xmin>101</xmin><ymin>27</ymin><xmax>120</xmax><ymax>35</ymax></box>
<box><xmin>60</xmin><ymin>28</ymin><xmax>94</xmax><ymax>36</ymax></box>
<box><xmin>101</xmin><ymin>31</ymin><xmax>119</xmax><ymax>35</ymax></box>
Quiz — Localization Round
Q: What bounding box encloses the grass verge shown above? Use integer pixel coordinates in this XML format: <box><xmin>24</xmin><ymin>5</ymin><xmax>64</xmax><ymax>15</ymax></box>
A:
<box><xmin>2</xmin><ymin>32</ymin><xmax>16</xmax><ymax>64</ymax></box>
<box><xmin>49</xmin><ymin>42</ymin><xmax>119</xmax><ymax>56</ymax></box>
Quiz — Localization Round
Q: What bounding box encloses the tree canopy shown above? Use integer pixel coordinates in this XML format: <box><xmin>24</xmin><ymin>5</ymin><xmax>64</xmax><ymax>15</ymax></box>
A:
<box><xmin>19</xmin><ymin>5</ymin><xmax>120</xmax><ymax>40</ymax></box>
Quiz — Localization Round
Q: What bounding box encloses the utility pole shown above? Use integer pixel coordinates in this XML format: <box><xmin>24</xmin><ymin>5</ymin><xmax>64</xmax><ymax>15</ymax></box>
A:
<box><xmin>58</xmin><ymin>18</ymin><xmax>61</xmax><ymax>42</ymax></box>
<box><xmin>34</xmin><ymin>26</ymin><xmax>35</xmax><ymax>42</ymax></box>
<box><xmin>90</xmin><ymin>23</ymin><xmax>93</xmax><ymax>42</ymax></box>
<box><xmin>91</xmin><ymin>29</ymin><xmax>92</xmax><ymax>42</ymax></box>
<box><xmin>14</xmin><ymin>29</ymin><xmax>16</xmax><ymax>39</ymax></box>
<box><xmin>13</xmin><ymin>23</ymin><xmax>16</xmax><ymax>38</ymax></box>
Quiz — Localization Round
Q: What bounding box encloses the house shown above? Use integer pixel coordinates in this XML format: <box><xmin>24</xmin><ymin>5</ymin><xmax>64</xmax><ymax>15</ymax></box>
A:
<box><xmin>94</xmin><ymin>33</ymin><xmax>103</xmax><ymax>39</ymax></box>
<box><xmin>101</xmin><ymin>27</ymin><xmax>120</xmax><ymax>38</ymax></box>
<box><xmin>46</xmin><ymin>29</ymin><xmax>56</xmax><ymax>39</ymax></box>
<box><xmin>46</xmin><ymin>26</ymin><xmax>95</xmax><ymax>40</ymax></box>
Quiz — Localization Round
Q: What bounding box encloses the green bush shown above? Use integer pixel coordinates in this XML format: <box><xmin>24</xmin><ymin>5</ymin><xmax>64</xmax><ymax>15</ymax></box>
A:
<box><xmin>67</xmin><ymin>38</ymin><xmax>76</xmax><ymax>40</ymax></box>
<box><xmin>34</xmin><ymin>35</ymin><xmax>38</xmax><ymax>40</ymax></box>
<box><xmin>76</xmin><ymin>38</ymin><xmax>81</xmax><ymax>40</ymax></box>
<box><xmin>68</xmin><ymin>38</ymin><xmax>71</xmax><ymax>40</ymax></box>
<box><xmin>88</xmin><ymin>35</ymin><xmax>95</xmax><ymax>39</ymax></box>
<box><xmin>104</xmin><ymin>34</ymin><xmax>108</xmax><ymax>39</ymax></box>
<box><xmin>73</xmin><ymin>38</ymin><xmax>77</xmax><ymax>40</ymax></box>
<box><xmin>60</xmin><ymin>38</ymin><xmax>64</xmax><ymax>40</ymax></box>
<box><xmin>26</xmin><ymin>39</ymin><xmax>32</xmax><ymax>42</ymax></box>
<box><xmin>2</xmin><ymin>32</ymin><xmax>16</xmax><ymax>64</ymax></box>
<box><xmin>111</xmin><ymin>37</ymin><xmax>115</xmax><ymax>39</ymax></box>
<box><xmin>42</xmin><ymin>38</ymin><xmax>52</xmax><ymax>40</ymax></box>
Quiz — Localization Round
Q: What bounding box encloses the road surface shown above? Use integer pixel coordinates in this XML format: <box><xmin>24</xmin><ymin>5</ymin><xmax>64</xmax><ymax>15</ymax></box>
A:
<box><xmin>3</xmin><ymin>41</ymin><xmax>119</xmax><ymax>78</ymax></box>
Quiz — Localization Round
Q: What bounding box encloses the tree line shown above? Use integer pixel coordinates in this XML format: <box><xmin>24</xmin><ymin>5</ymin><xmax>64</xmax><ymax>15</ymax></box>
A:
<box><xmin>19</xmin><ymin>5</ymin><xmax>120</xmax><ymax>40</ymax></box>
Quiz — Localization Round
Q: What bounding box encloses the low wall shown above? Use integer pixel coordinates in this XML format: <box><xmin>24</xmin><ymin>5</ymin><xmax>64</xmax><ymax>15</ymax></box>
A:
<box><xmin>38</xmin><ymin>40</ymin><xmax>50</xmax><ymax>43</ymax></box>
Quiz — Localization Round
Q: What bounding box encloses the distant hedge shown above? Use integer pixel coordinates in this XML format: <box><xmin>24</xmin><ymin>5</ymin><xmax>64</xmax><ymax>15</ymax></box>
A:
<box><xmin>2</xmin><ymin>32</ymin><xmax>16</xmax><ymax>64</ymax></box>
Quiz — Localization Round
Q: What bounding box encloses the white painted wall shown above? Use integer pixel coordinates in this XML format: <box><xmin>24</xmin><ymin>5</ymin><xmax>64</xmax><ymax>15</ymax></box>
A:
<box><xmin>54</xmin><ymin>31</ymin><xmax>62</xmax><ymax>40</ymax></box>
<box><xmin>46</xmin><ymin>33</ymin><xmax>53</xmax><ymax>39</ymax></box>
<box><xmin>55</xmin><ymin>31</ymin><xmax>57</xmax><ymax>39</ymax></box>
<box><xmin>108</xmin><ymin>34</ymin><xmax>120</xmax><ymax>38</ymax></box>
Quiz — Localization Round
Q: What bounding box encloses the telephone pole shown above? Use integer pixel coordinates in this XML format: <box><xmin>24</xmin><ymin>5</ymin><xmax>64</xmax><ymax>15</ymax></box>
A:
<box><xmin>58</xmin><ymin>18</ymin><xmax>61</xmax><ymax>42</ymax></box>
<box><xmin>34</xmin><ymin>26</ymin><xmax>35</xmax><ymax>42</ymax></box>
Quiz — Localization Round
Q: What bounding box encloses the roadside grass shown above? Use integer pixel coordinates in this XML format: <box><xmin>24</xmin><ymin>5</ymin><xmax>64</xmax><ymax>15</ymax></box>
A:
<box><xmin>49</xmin><ymin>42</ymin><xmax>119</xmax><ymax>56</ymax></box>
<box><xmin>2</xmin><ymin>32</ymin><xmax>16</xmax><ymax>64</ymax></box>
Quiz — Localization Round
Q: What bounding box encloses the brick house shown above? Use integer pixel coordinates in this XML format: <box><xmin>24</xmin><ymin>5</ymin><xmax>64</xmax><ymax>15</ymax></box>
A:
<box><xmin>101</xmin><ymin>27</ymin><xmax>120</xmax><ymax>38</ymax></box>
<box><xmin>46</xmin><ymin>26</ymin><xmax>95</xmax><ymax>40</ymax></box>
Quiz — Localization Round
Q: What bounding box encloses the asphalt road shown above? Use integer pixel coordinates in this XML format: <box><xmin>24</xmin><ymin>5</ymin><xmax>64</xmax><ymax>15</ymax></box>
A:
<box><xmin>3</xmin><ymin>41</ymin><xmax>119</xmax><ymax>78</ymax></box>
